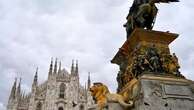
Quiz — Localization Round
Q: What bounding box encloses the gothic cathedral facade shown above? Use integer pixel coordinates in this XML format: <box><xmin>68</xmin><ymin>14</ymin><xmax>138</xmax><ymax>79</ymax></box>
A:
<box><xmin>7</xmin><ymin>59</ymin><xmax>94</xmax><ymax>110</ymax></box>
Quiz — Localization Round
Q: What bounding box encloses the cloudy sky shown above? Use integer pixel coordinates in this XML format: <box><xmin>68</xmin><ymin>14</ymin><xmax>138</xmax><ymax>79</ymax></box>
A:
<box><xmin>0</xmin><ymin>0</ymin><xmax>194</xmax><ymax>110</ymax></box>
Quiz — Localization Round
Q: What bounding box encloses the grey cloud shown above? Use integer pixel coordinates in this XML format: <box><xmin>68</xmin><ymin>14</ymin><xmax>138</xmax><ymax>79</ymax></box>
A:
<box><xmin>0</xmin><ymin>0</ymin><xmax>194</xmax><ymax>109</ymax></box>
<box><xmin>0</xmin><ymin>102</ymin><xmax>6</xmax><ymax>110</ymax></box>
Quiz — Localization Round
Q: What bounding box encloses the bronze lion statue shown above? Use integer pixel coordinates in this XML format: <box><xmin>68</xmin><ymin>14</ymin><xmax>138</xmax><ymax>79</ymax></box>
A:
<box><xmin>89</xmin><ymin>82</ymin><xmax>133</xmax><ymax>110</ymax></box>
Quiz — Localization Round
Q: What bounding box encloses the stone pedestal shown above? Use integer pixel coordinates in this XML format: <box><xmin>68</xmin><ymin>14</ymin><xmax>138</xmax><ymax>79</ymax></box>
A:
<box><xmin>110</xmin><ymin>28</ymin><xmax>194</xmax><ymax>110</ymax></box>
<box><xmin>111</xmin><ymin>28</ymin><xmax>182</xmax><ymax>92</ymax></box>
<box><xmin>88</xmin><ymin>74</ymin><xmax>194</xmax><ymax>110</ymax></box>
<box><xmin>111</xmin><ymin>28</ymin><xmax>178</xmax><ymax>66</ymax></box>
<box><xmin>107</xmin><ymin>103</ymin><xmax>124</xmax><ymax>110</ymax></box>
<box><xmin>132</xmin><ymin>74</ymin><xmax>194</xmax><ymax>110</ymax></box>
<box><xmin>88</xmin><ymin>103</ymin><xmax>124</xmax><ymax>110</ymax></box>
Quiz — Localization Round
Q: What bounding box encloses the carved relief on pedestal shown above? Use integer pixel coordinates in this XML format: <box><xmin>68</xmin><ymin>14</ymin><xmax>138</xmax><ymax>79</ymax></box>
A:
<box><xmin>111</xmin><ymin>29</ymin><xmax>185</xmax><ymax>96</ymax></box>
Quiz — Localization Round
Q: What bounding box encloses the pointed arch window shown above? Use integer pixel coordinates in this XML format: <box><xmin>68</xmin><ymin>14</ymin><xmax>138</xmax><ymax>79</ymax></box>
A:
<box><xmin>36</xmin><ymin>102</ymin><xmax>42</xmax><ymax>110</ymax></box>
<box><xmin>59</xmin><ymin>83</ymin><xmax>66</xmax><ymax>98</ymax></box>
<box><xmin>79</xmin><ymin>105</ymin><xmax>84</xmax><ymax>110</ymax></box>
<box><xmin>58</xmin><ymin>107</ymin><xmax>64</xmax><ymax>110</ymax></box>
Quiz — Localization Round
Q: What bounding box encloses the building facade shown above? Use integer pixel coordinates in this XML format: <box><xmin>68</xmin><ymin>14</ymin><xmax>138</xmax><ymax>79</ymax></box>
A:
<box><xmin>7</xmin><ymin>59</ymin><xmax>94</xmax><ymax>110</ymax></box>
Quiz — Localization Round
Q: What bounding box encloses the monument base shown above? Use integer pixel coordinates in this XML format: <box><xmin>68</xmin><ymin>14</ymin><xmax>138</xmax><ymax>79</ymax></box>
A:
<box><xmin>88</xmin><ymin>102</ymin><xmax>124</xmax><ymax>110</ymax></box>
<box><xmin>108</xmin><ymin>29</ymin><xmax>194</xmax><ymax>110</ymax></box>
<box><xmin>88</xmin><ymin>74</ymin><xmax>194</xmax><ymax>110</ymax></box>
<box><xmin>111</xmin><ymin>28</ymin><xmax>183</xmax><ymax>92</ymax></box>
<box><xmin>131</xmin><ymin>74</ymin><xmax>194</xmax><ymax>110</ymax></box>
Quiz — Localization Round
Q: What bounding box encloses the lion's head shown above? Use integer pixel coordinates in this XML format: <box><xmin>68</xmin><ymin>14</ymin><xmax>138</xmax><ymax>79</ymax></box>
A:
<box><xmin>89</xmin><ymin>82</ymin><xmax>109</xmax><ymax>100</ymax></box>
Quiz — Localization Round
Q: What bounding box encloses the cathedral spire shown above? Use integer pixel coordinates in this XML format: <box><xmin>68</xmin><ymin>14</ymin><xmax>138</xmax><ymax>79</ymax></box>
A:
<box><xmin>9</xmin><ymin>78</ymin><xmax>17</xmax><ymax>100</ymax></box>
<box><xmin>16</xmin><ymin>78</ymin><xmax>21</xmax><ymax>99</ymax></box>
<box><xmin>58</xmin><ymin>61</ymin><xmax>61</xmax><ymax>74</ymax></box>
<box><xmin>87</xmin><ymin>72</ymin><xmax>91</xmax><ymax>89</ymax></box>
<box><xmin>71</xmin><ymin>59</ymin><xmax>75</xmax><ymax>74</ymax></box>
<box><xmin>48</xmin><ymin>57</ymin><xmax>53</xmax><ymax>77</ymax></box>
<box><xmin>84</xmin><ymin>82</ymin><xmax>87</xmax><ymax>91</ymax></box>
<box><xmin>22</xmin><ymin>91</ymin><xmax>25</xmax><ymax>99</ymax></box>
<box><xmin>85</xmin><ymin>82</ymin><xmax>89</xmax><ymax>100</ymax></box>
<box><xmin>33</xmin><ymin>67</ymin><xmax>38</xmax><ymax>86</ymax></box>
<box><xmin>53</xmin><ymin>58</ymin><xmax>58</xmax><ymax>74</ymax></box>
<box><xmin>75</xmin><ymin>60</ymin><xmax>79</xmax><ymax>75</ymax></box>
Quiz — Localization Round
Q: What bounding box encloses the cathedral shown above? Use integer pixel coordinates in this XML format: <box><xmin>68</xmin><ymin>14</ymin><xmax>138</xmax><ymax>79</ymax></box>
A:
<box><xmin>7</xmin><ymin>59</ymin><xmax>94</xmax><ymax>110</ymax></box>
